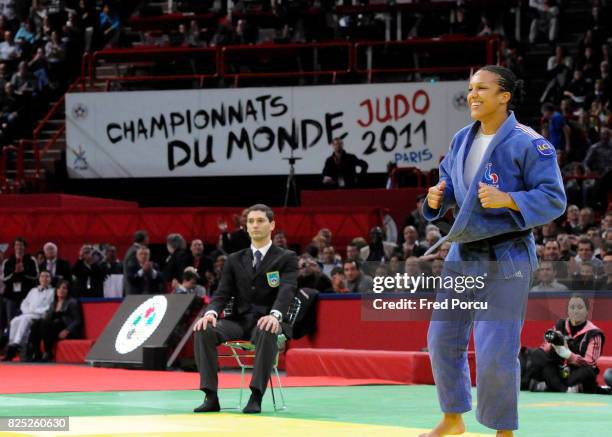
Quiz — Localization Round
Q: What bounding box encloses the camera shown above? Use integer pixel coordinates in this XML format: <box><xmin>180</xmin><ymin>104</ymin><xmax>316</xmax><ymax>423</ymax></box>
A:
<box><xmin>544</xmin><ymin>329</ymin><xmax>565</xmax><ymax>346</ymax></box>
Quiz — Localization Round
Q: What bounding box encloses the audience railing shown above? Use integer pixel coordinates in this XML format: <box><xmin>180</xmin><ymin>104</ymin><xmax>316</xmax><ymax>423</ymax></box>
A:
<box><xmin>88</xmin><ymin>47</ymin><xmax>219</xmax><ymax>86</ymax></box>
<box><xmin>127</xmin><ymin>12</ymin><xmax>218</xmax><ymax>31</ymax></box>
<box><xmin>33</xmin><ymin>79</ymin><xmax>87</xmax><ymax>169</ymax></box>
<box><xmin>354</xmin><ymin>36</ymin><xmax>499</xmax><ymax>82</ymax></box>
<box><xmin>220</xmin><ymin>41</ymin><xmax>353</xmax><ymax>87</ymax></box>
<box><xmin>84</xmin><ymin>37</ymin><xmax>497</xmax><ymax>87</ymax></box>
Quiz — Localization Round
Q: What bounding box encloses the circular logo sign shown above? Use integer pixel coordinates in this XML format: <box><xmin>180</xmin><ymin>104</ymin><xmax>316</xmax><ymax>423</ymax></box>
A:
<box><xmin>452</xmin><ymin>91</ymin><xmax>468</xmax><ymax>111</ymax></box>
<box><xmin>114</xmin><ymin>296</ymin><xmax>168</xmax><ymax>354</ymax></box>
<box><xmin>72</xmin><ymin>103</ymin><xmax>88</xmax><ymax>119</ymax></box>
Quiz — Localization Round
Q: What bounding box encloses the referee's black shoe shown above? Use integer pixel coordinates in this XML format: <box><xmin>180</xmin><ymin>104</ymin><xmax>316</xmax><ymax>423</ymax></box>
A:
<box><xmin>243</xmin><ymin>390</ymin><xmax>263</xmax><ymax>414</ymax></box>
<box><xmin>193</xmin><ymin>393</ymin><xmax>220</xmax><ymax>413</ymax></box>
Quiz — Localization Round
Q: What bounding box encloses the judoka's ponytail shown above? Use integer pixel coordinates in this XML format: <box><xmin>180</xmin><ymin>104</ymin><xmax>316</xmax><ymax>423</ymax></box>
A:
<box><xmin>477</xmin><ymin>65</ymin><xmax>524</xmax><ymax>109</ymax></box>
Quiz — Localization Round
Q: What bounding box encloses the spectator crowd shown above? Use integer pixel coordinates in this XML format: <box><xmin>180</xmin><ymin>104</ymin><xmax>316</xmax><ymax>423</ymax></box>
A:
<box><xmin>538</xmin><ymin>1</ymin><xmax>612</xmax><ymax>212</ymax></box>
<box><xmin>0</xmin><ymin>0</ymin><xmax>121</xmax><ymax>150</ymax></box>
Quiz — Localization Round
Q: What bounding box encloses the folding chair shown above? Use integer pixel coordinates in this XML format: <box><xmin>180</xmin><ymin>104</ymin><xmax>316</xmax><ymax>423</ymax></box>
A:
<box><xmin>221</xmin><ymin>296</ymin><xmax>302</xmax><ymax>411</ymax></box>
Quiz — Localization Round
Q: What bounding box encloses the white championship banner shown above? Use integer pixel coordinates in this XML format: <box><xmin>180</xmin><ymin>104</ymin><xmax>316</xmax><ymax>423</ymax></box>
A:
<box><xmin>65</xmin><ymin>82</ymin><xmax>470</xmax><ymax>178</ymax></box>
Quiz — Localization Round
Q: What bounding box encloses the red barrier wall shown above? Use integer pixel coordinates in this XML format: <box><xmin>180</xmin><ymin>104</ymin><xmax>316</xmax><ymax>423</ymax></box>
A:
<box><xmin>82</xmin><ymin>301</ymin><xmax>122</xmax><ymax>340</ymax></box>
<box><xmin>82</xmin><ymin>296</ymin><xmax>612</xmax><ymax>350</ymax></box>
<box><xmin>0</xmin><ymin>204</ymin><xmax>382</xmax><ymax>259</ymax></box>
<box><xmin>292</xmin><ymin>297</ymin><xmax>612</xmax><ymax>351</ymax></box>
<box><xmin>0</xmin><ymin>194</ymin><xmax>137</xmax><ymax>208</ymax></box>
<box><xmin>77</xmin><ymin>298</ymin><xmax>612</xmax><ymax>383</ymax></box>
<box><xmin>301</xmin><ymin>188</ymin><xmax>426</xmax><ymax>229</ymax></box>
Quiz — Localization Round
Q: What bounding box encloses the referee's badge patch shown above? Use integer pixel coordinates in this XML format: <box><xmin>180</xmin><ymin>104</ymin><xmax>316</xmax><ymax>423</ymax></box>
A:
<box><xmin>266</xmin><ymin>271</ymin><xmax>280</xmax><ymax>288</ymax></box>
<box><xmin>532</xmin><ymin>138</ymin><xmax>555</xmax><ymax>158</ymax></box>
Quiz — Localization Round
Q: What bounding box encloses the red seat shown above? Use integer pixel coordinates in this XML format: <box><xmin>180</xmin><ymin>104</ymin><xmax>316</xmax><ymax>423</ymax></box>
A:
<box><xmin>55</xmin><ymin>340</ymin><xmax>95</xmax><ymax>364</ymax></box>
<box><xmin>597</xmin><ymin>356</ymin><xmax>612</xmax><ymax>386</ymax></box>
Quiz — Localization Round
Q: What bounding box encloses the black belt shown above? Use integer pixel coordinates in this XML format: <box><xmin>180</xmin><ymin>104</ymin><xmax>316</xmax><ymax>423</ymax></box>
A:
<box><xmin>462</xmin><ymin>230</ymin><xmax>531</xmax><ymax>254</ymax></box>
<box><xmin>480</xmin><ymin>230</ymin><xmax>531</xmax><ymax>246</ymax></box>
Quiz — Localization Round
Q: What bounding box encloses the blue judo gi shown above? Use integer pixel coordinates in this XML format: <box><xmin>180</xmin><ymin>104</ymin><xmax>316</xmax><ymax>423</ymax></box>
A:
<box><xmin>422</xmin><ymin>111</ymin><xmax>566</xmax><ymax>430</ymax></box>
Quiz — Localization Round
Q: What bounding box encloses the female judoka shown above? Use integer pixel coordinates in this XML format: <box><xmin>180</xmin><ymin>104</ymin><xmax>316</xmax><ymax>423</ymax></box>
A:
<box><xmin>419</xmin><ymin>65</ymin><xmax>567</xmax><ymax>437</ymax></box>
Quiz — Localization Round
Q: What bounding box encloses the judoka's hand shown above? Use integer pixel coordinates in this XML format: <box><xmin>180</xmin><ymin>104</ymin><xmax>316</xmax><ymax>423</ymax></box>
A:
<box><xmin>257</xmin><ymin>315</ymin><xmax>281</xmax><ymax>334</ymax></box>
<box><xmin>478</xmin><ymin>183</ymin><xmax>514</xmax><ymax>209</ymax></box>
<box><xmin>427</xmin><ymin>180</ymin><xmax>446</xmax><ymax>210</ymax></box>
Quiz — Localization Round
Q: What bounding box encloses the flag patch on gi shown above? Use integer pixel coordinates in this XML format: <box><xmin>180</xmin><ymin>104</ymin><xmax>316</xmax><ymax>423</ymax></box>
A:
<box><xmin>532</xmin><ymin>138</ymin><xmax>555</xmax><ymax>158</ymax></box>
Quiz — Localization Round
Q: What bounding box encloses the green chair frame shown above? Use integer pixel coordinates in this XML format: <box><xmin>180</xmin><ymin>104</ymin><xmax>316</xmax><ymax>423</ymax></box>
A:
<box><xmin>221</xmin><ymin>295</ymin><xmax>301</xmax><ymax>411</ymax></box>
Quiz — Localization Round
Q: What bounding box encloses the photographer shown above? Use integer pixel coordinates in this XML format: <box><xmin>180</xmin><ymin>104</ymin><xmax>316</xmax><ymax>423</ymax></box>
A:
<box><xmin>528</xmin><ymin>294</ymin><xmax>604</xmax><ymax>393</ymax></box>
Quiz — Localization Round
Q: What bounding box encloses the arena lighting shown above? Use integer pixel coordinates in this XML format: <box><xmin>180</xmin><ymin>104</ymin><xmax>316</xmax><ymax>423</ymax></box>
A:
<box><xmin>87</xmin><ymin>294</ymin><xmax>203</xmax><ymax>368</ymax></box>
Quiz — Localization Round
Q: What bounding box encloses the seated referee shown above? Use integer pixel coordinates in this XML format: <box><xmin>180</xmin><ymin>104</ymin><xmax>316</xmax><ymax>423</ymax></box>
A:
<box><xmin>192</xmin><ymin>204</ymin><xmax>298</xmax><ymax>414</ymax></box>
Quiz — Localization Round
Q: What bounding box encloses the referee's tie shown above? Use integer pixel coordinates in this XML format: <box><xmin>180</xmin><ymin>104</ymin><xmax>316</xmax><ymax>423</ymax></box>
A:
<box><xmin>254</xmin><ymin>250</ymin><xmax>262</xmax><ymax>272</ymax></box>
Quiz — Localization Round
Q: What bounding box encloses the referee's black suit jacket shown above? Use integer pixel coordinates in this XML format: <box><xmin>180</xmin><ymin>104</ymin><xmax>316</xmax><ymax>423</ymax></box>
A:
<box><xmin>207</xmin><ymin>244</ymin><xmax>299</xmax><ymax>330</ymax></box>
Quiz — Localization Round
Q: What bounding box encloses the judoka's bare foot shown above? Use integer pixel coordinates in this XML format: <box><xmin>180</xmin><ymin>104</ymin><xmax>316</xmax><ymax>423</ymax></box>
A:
<box><xmin>418</xmin><ymin>413</ymin><xmax>466</xmax><ymax>437</ymax></box>
<box><xmin>496</xmin><ymin>431</ymin><xmax>513</xmax><ymax>437</ymax></box>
